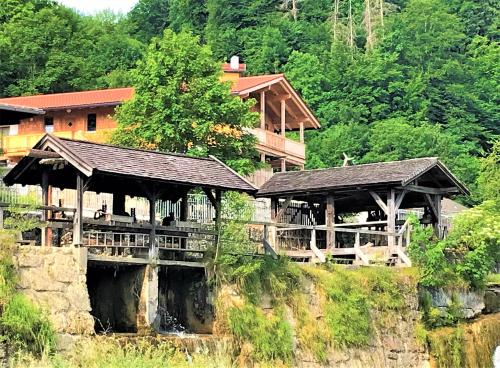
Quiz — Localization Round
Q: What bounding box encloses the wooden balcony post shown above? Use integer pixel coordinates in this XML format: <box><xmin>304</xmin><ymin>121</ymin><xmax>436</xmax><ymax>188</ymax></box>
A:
<box><xmin>260</xmin><ymin>91</ymin><xmax>266</xmax><ymax>130</ymax></box>
<box><xmin>281</xmin><ymin>99</ymin><xmax>286</xmax><ymax>136</ymax></box>
<box><xmin>299</xmin><ymin>121</ymin><xmax>304</xmax><ymax>143</ymax></box>
<box><xmin>280</xmin><ymin>158</ymin><xmax>286</xmax><ymax>172</ymax></box>
<box><xmin>326</xmin><ymin>195</ymin><xmax>335</xmax><ymax>249</ymax></box>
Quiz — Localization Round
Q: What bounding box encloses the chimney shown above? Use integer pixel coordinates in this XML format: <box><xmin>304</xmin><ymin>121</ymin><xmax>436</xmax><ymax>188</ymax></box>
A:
<box><xmin>230</xmin><ymin>55</ymin><xmax>240</xmax><ymax>70</ymax></box>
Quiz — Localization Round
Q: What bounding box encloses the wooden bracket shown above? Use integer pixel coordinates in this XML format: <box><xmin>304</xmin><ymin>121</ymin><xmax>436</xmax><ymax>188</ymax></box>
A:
<box><xmin>369</xmin><ymin>191</ymin><xmax>388</xmax><ymax>215</ymax></box>
<box><xmin>275</xmin><ymin>196</ymin><xmax>293</xmax><ymax>222</ymax></box>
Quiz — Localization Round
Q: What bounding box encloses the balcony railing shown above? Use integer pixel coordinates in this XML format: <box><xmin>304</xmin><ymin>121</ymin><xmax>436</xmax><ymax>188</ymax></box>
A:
<box><xmin>1</xmin><ymin>129</ymin><xmax>115</xmax><ymax>159</ymax></box>
<box><xmin>248</xmin><ymin>128</ymin><xmax>305</xmax><ymax>160</ymax></box>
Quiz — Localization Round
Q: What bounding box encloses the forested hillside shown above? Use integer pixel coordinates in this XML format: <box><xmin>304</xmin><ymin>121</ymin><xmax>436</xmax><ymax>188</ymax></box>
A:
<box><xmin>0</xmin><ymin>0</ymin><xmax>498</xmax><ymax>201</ymax></box>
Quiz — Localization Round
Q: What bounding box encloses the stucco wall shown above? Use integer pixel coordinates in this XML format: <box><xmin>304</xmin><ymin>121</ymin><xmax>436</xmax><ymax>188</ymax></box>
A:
<box><xmin>12</xmin><ymin>246</ymin><xmax>94</xmax><ymax>335</ymax></box>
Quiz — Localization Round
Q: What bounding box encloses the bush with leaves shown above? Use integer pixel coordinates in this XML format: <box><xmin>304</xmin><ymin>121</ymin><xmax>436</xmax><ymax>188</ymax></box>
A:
<box><xmin>408</xmin><ymin>202</ymin><xmax>499</xmax><ymax>289</ymax></box>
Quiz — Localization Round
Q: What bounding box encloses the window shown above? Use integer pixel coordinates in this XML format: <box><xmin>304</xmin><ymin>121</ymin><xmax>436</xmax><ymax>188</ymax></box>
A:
<box><xmin>87</xmin><ymin>114</ymin><xmax>96</xmax><ymax>132</ymax></box>
<box><xmin>44</xmin><ymin>117</ymin><xmax>54</xmax><ymax>133</ymax></box>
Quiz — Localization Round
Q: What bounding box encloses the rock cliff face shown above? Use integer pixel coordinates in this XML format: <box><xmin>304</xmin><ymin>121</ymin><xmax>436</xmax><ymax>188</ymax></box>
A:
<box><xmin>12</xmin><ymin>246</ymin><xmax>94</xmax><ymax>339</ymax></box>
<box><xmin>293</xmin><ymin>280</ymin><xmax>429</xmax><ymax>368</ymax></box>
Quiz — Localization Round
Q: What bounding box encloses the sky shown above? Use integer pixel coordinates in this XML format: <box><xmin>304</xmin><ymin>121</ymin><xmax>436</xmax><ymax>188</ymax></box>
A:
<box><xmin>57</xmin><ymin>0</ymin><xmax>138</xmax><ymax>14</ymax></box>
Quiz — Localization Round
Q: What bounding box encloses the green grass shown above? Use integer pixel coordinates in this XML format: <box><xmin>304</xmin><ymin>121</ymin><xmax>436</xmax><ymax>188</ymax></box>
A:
<box><xmin>12</xmin><ymin>337</ymin><xmax>233</xmax><ymax>368</ymax></box>
<box><xmin>486</xmin><ymin>273</ymin><xmax>500</xmax><ymax>285</ymax></box>
<box><xmin>228</xmin><ymin>304</ymin><xmax>294</xmax><ymax>364</ymax></box>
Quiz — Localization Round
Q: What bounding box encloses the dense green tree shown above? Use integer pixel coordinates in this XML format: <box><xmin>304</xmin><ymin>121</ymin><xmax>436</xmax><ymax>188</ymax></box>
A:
<box><xmin>168</xmin><ymin>0</ymin><xmax>208</xmax><ymax>36</ymax></box>
<box><xmin>113</xmin><ymin>30</ymin><xmax>260</xmax><ymax>174</ymax></box>
<box><xmin>126</xmin><ymin>0</ymin><xmax>169</xmax><ymax>43</ymax></box>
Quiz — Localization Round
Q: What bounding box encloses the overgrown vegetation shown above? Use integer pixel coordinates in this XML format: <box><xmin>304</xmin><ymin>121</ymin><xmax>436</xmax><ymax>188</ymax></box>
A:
<box><xmin>12</xmin><ymin>337</ymin><xmax>233</xmax><ymax>368</ymax></box>
<box><xmin>0</xmin><ymin>214</ymin><xmax>55</xmax><ymax>357</ymax></box>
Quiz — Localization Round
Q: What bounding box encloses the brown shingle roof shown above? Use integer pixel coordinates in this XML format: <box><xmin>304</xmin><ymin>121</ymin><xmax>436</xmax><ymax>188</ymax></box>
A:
<box><xmin>257</xmin><ymin>158</ymin><xmax>467</xmax><ymax>196</ymax></box>
<box><xmin>4</xmin><ymin>135</ymin><xmax>257</xmax><ymax>193</ymax></box>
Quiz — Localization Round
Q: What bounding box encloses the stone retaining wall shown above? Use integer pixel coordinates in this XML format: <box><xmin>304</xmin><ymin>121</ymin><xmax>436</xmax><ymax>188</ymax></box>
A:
<box><xmin>12</xmin><ymin>246</ymin><xmax>94</xmax><ymax>336</ymax></box>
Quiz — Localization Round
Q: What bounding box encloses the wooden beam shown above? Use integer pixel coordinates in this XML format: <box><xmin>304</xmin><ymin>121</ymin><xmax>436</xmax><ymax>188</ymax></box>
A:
<box><xmin>260</xmin><ymin>91</ymin><xmax>266</xmax><ymax>129</ymax></box>
<box><xmin>395</xmin><ymin>190</ymin><xmax>407</xmax><ymax>211</ymax></box>
<box><xmin>266</xmin><ymin>93</ymin><xmax>291</xmax><ymax>103</ymax></box>
<box><xmin>203</xmin><ymin>188</ymin><xmax>217</xmax><ymax>208</ymax></box>
<box><xmin>275</xmin><ymin>196</ymin><xmax>293</xmax><ymax>222</ymax></box>
<box><xmin>424</xmin><ymin>194</ymin><xmax>439</xmax><ymax>219</ymax></box>
<box><xmin>72</xmin><ymin>174</ymin><xmax>84</xmax><ymax>246</ymax></box>
<box><xmin>280</xmin><ymin>99</ymin><xmax>286</xmax><ymax>136</ymax></box>
<box><xmin>400</xmin><ymin>185</ymin><xmax>459</xmax><ymax>195</ymax></box>
<box><xmin>41</xmin><ymin>170</ymin><xmax>49</xmax><ymax>246</ymax></box>
<box><xmin>28</xmin><ymin>149</ymin><xmax>61</xmax><ymax>159</ymax></box>
<box><xmin>387</xmin><ymin>189</ymin><xmax>396</xmax><ymax>248</ymax></box>
<box><xmin>369</xmin><ymin>191</ymin><xmax>388</xmax><ymax>215</ymax></box>
<box><xmin>299</xmin><ymin>122</ymin><xmax>304</xmax><ymax>143</ymax></box>
<box><xmin>148</xmin><ymin>195</ymin><xmax>158</xmax><ymax>259</ymax></box>
<box><xmin>325</xmin><ymin>195</ymin><xmax>335</xmax><ymax>248</ymax></box>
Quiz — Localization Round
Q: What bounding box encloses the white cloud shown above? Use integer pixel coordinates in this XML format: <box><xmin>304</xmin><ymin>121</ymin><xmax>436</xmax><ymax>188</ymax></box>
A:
<box><xmin>57</xmin><ymin>0</ymin><xmax>138</xmax><ymax>14</ymax></box>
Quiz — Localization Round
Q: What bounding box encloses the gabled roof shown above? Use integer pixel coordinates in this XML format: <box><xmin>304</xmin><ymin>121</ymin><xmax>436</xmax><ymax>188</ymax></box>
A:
<box><xmin>231</xmin><ymin>75</ymin><xmax>284</xmax><ymax>94</ymax></box>
<box><xmin>0</xmin><ymin>88</ymin><xmax>134</xmax><ymax>110</ymax></box>
<box><xmin>257</xmin><ymin>158</ymin><xmax>469</xmax><ymax>197</ymax></box>
<box><xmin>4</xmin><ymin>134</ymin><xmax>257</xmax><ymax>194</ymax></box>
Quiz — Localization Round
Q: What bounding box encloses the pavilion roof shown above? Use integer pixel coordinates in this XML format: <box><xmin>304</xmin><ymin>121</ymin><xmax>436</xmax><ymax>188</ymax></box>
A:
<box><xmin>257</xmin><ymin>158</ymin><xmax>469</xmax><ymax>197</ymax></box>
<box><xmin>3</xmin><ymin>134</ymin><xmax>257</xmax><ymax>195</ymax></box>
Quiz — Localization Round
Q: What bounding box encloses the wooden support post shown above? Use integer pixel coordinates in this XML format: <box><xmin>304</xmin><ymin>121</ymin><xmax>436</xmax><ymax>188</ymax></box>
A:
<box><xmin>299</xmin><ymin>121</ymin><xmax>304</xmax><ymax>143</ymax></box>
<box><xmin>113</xmin><ymin>193</ymin><xmax>126</xmax><ymax>215</ymax></box>
<box><xmin>387</xmin><ymin>189</ymin><xmax>396</xmax><ymax>248</ymax></box>
<box><xmin>180</xmin><ymin>193</ymin><xmax>189</xmax><ymax>221</ymax></box>
<box><xmin>434</xmin><ymin>194</ymin><xmax>442</xmax><ymax>238</ymax></box>
<box><xmin>260</xmin><ymin>153</ymin><xmax>266</xmax><ymax>162</ymax></box>
<box><xmin>280</xmin><ymin>99</ymin><xmax>286</xmax><ymax>136</ymax></box>
<box><xmin>72</xmin><ymin>174</ymin><xmax>84</xmax><ymax>246</ymax></box>
<box><xmin>0</xmin><ymin>207</ymin><xmax>3</xmax><ymax>230</ymax></box>
<box><xmin>326</xmin><ymin>195</ymin><xmax>335</xmax><ymax>249</ymax></box>
<box><xmin>260</xmin><ymin>91</ymin><xmax>266</xmax><ymax>130</ymax></box>
<box><xmin>215</xmin><ymin>190</ymin><xmax>222</xmax><ymax>228</ymax></box>
<box><xmin>280</xmin><ymin>158</ymin><xmax>286</xmax><ymax>173</ymax></box>
<box><xmin>148</xmin><ymin>196</ymin><xmax>157</xmax><ymax>259</ymax></box>
<box><xmin>41</xmin><ymin>170</ymin><xmax>49</xmax><ymax>246</ymax></box>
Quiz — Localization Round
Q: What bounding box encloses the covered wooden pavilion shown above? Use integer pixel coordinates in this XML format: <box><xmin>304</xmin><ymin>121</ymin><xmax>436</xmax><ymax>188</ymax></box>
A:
<box><xmin>256</xmin><ymin>158</ymin><xmax>469</xmax><ymax>265</ymax></box>
<box><xmin>3</xmin><ymin>134</ymin><xmax>257</xmax><ymax>264</ymax></box>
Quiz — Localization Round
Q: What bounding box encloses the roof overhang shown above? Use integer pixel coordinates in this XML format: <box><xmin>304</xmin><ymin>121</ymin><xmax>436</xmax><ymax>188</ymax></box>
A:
<box><xmin>0</xmin><ymin>103</ymin><xmax>45</xmax><ymax>124</ymax></box>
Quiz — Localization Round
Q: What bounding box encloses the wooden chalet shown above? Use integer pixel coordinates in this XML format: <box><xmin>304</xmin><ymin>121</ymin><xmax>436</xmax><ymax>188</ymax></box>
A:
<box><xmin>3</xmin><ymin>134</ymin><xmax>257</xmax><ymax>267</ymax></box>
<box><xmin>256</xmin><ymin>158</ymin><xmax>469</xmax><ymax>266</ymax></box>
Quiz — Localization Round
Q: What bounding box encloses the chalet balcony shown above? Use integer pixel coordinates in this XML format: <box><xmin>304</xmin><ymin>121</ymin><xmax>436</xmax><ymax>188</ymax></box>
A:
<box><xmin>248</xmin><ymin>127</ymin><xmax>305</xmax><ymax>165</ymax></box>
<box><xmin>0</xmin><ymin>129</ymin><xmax>115</xmax><ymax>160</ymax></box>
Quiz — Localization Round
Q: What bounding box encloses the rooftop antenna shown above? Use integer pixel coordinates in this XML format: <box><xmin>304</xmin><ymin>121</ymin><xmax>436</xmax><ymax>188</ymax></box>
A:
<box><xmin>342</xmin><ymin>153</ymin><xmax>354</xmax><ymax>167</ymax></box>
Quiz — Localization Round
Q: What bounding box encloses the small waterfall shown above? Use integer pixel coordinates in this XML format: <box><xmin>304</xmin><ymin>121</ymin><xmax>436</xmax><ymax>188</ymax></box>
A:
<box><xmin>494</xmin><ymin>346</ymin><xmax>500</xmax><ymax>368</ymax></box>
<box><xmin>157</xmin><ymin>306</ymin><xmax>187</xmax><ymax>334</ymax></box>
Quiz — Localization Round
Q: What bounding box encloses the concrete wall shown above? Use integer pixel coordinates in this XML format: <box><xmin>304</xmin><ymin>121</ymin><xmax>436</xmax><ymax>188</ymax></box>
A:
<box><xmin>12</xmin><ymin>246</ymin><xmax>94</xmax><ymax>336</ymax></box>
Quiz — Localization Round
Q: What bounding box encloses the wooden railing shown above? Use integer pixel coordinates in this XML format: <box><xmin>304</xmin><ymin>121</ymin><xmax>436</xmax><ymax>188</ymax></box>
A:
<box><xmin>1</xmin><ymin>129</ymin><xmax>115</xmax><ymax>159</ymax></box>
<box><xmin>247</xmin><ymin>128</ymin><xmax>305</xmax><ymax>160</ymax></box>
<box><xmin>270</xmin><ymin>219</ymin><xmax>413</xmax><ymax>266</ymax></box>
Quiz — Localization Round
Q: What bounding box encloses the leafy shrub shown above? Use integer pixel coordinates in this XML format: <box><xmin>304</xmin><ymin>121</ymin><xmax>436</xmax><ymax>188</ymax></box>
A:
<box><xmin>0</xmin><ymin>293</ymin><xmax>55</xmax><ymax>355</ymax></box>
<box><xmin>228</xmin><ymin>304</ymin><xmax>293</xmax><ymax>363</ymax></box>
<box><xmin>408</xmin><ymin>202</ymin><xmax>499</xmax><ymax>289</ymax></box>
